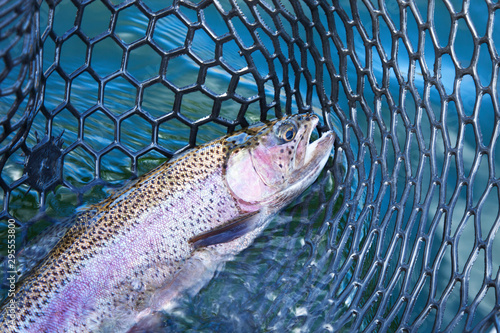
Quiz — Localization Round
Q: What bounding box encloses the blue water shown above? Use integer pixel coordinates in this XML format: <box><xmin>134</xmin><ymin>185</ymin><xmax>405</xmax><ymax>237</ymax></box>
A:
<box><xmin>1</xmin><ymin>0</ymin><xmax>498</xmax><ymax>331</ymax></box>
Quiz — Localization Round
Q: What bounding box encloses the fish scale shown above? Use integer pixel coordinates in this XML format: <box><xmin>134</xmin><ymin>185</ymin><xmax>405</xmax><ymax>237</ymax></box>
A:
<box><xmin>1</xmin><ymin>114</ymin><xmax>335</xmax><ymax>332</ymax></box>
<box><xmin>3</xmin><ymin>142</ymin><xmax>235</xmax><ymax>332</ymax></box>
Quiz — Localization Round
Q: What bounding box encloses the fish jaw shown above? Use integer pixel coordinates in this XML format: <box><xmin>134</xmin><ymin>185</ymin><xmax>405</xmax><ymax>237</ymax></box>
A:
<box><xmin>292</xmin><ymin>115</ymin><xmax>318</xmax><ymax>170</ymax></box>
<box><xmin>224</xmin><ymin>113</ymin><xmax>335</xmax><ymax>211</ymax></box>
<box><xmin>268</xmin><ymin>128</ymin><xmax>334</xmax><ymax>211</ymax></box>
<box><xmin>290</xmin><ymin>129</ymin><xmax>335</xmax><ymax>185</ymax></box>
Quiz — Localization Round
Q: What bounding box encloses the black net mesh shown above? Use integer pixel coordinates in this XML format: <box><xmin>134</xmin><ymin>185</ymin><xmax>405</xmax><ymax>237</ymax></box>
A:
<box><xmin>1</xmin><ymin>0</ymin><xmax>500</xmax><ymax>331</ymax></box>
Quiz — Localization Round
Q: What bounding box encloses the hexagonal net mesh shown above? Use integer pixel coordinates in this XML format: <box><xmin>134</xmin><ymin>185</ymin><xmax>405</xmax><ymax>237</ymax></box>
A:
<box><xmin>1</xmin><ymin>0</ymin><xmax>500</xmax><ymax>331</ymax></box>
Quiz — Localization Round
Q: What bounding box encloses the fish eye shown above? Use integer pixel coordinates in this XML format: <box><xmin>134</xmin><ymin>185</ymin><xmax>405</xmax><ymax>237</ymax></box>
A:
<box><xmin>278</xmin><ymin>123</ymin><xmax>297</xmax><ymax>142</ymax></box>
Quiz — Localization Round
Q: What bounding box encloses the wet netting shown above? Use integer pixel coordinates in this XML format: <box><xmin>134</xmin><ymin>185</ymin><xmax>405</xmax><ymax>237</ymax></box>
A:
<box><xmin>1</xmin><ymin>0</ymin><xmax>500</xmax><ymax>331</ymax></box>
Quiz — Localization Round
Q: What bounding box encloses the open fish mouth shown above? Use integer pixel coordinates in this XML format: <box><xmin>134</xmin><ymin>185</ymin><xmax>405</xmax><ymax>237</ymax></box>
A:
<box><xmin>304</xmin><ymin>130</ymin><xmax>334</xmax><ymax>165</ymax></box>
<box><xmin>299</xmin><ymin>115</ymin><xmax>335</xmax><ymax>168</ymax></box>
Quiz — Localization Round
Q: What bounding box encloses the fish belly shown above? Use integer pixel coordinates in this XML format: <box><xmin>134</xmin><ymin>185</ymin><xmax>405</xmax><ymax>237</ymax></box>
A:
<box><xmin>1</xmin><ymin>171</ymin><xmax>242</xmax><ymax>332</ymax></box>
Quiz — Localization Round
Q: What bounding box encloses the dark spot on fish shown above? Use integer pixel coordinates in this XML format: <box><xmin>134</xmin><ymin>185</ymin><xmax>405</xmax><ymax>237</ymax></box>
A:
<box><xmin>280</xmin><ymin>149</ymin><xmax>284</xmax><ymax>153</ymax></box>
<box><xmin>279</xmin><ymin>164</ymin><xmax>283</xmax><ymax>168</ymax></box>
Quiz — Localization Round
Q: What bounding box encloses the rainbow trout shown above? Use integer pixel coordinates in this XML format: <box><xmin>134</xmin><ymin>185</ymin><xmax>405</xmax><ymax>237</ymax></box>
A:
<box><xmin>1</xmin><ymin>113</ymin><xmax>334</xmax><ymax>332</ymax></box>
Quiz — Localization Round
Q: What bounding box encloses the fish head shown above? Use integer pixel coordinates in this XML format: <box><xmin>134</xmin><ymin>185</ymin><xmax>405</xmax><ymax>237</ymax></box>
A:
<box><xmin>225</xmin><ymin>113</ymin><xmax>335</xmax><ymax>211</ymax></box>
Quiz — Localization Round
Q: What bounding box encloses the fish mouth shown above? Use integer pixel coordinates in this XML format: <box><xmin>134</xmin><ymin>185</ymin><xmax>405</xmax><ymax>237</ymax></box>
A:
<box><xmin>297</xmin><ymin>115</ymin><xmax>335</xmax><ymax>168</ymax></box>
<box><xmin>286</xmin><ymin>114</ymin><xmax>334</xmax><ymax>196</ymax></box>
<box><xmin>304</xmin><ymin>129</ymin><xmax>335</xmax><ymax>165</ymax></box>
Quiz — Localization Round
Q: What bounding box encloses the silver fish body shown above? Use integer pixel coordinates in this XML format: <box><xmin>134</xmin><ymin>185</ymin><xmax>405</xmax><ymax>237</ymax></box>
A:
<box><xmin>1</xmin><ymin>113</ymin><xmax>334</xmax><ymax>332</ymax></box>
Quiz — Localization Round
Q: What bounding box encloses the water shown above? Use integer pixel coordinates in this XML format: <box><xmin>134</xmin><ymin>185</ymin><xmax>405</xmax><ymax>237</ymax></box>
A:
<box><xmin>1</xmin><ymin>0</ymin><xmax>499</xmax><ymax>331</ymax></box>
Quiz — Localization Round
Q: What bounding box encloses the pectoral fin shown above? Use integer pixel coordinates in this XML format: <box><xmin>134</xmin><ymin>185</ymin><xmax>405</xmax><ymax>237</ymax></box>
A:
<box><xmin>189</xmin><ymin>212</ymin><xmax>261</xmax><ymax>249</ymax></box>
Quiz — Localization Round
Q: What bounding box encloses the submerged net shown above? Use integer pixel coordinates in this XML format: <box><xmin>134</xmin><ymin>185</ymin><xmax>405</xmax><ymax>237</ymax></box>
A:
<box><xmin>1</xmin><ymin>0</ymin><xmax>499</xmax><ymax>331</ymax></box>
